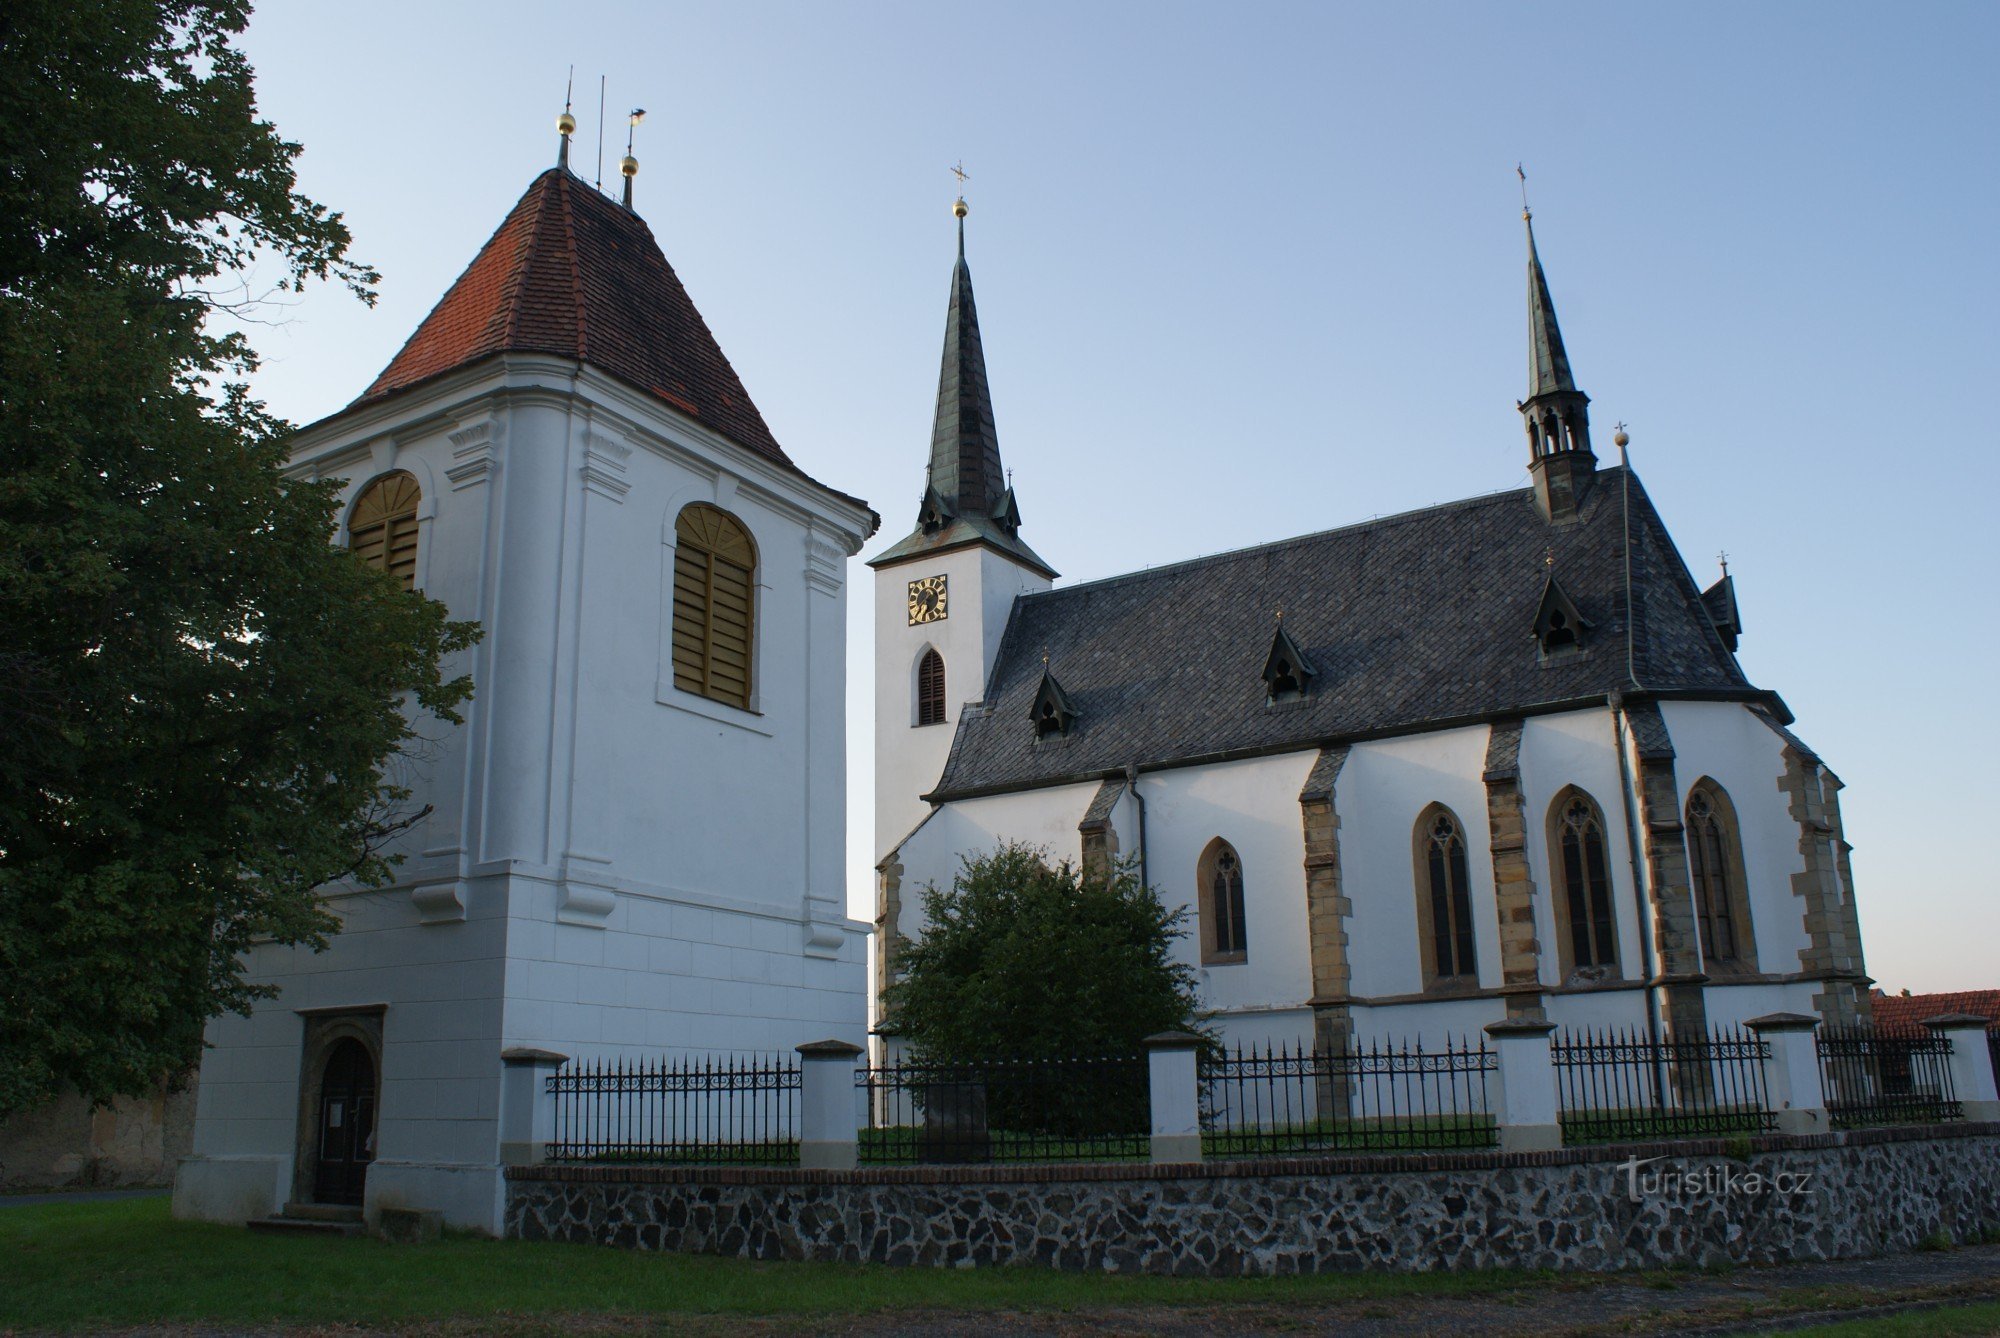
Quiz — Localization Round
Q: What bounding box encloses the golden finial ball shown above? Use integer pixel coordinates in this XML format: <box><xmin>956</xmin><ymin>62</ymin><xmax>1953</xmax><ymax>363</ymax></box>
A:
<box><xmin>558</xmin><ymin>111</ymin><xmax>576</xmax><ymax>136</ymax></box>
<box><xmin>1613</xmin><ymin>427</ymin><xmax>1630</xmax><ymax>448</ymax></box>
<box><xmin>620</xmin><ymin>154</ymin><xmax>639</xmax><ymax>178</ymax></box>
<box><xmin>953</xmin><ymin>197</ymin><xmax>968</xmax><ymax>219</ymax></box>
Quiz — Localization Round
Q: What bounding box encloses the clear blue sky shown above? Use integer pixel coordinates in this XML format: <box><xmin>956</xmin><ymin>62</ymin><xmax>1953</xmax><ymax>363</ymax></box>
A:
<box><xmin>236</xmin><ymin>1</ymin><xmax>1998</xmax><ymax>991</ymax></box>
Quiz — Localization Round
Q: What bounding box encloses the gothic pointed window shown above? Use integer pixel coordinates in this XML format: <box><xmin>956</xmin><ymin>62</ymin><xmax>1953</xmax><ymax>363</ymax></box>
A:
<box><xmin>672</xmin><ymin>504</ymin><xmax>757</xmax><ymax>710</ymax></box>
<box><xmin>1686</xmin><ymin>781</ymin><xmax>1756</xmax><ymax>971</ymax></box>
<box><xmin>1415</xmin><ymin>805</ymin><xmax>1477</xmax><ymax>987</ymax></box>
<box><xmin>1199</xmin><ymin>838</ymin><xmax>1248</xmax><ymax>963</ymax></box>
<box><xmin>916</xmin><ymin>648</ymin><xmax>947</xmax><ymax>727</ymax></box>
<box><xmin>1533</xmin><ymin>575</ymin><xmax>1590</xmax><ymax>657</ymax></box>
<box><xmin>1550</xmin><ymin>790</ymin><xmax>1620</xmax><ymax>977</ymax></box>
<box><xmin>348</xmin><ymin>472</ymin><xmax>421</xmax><ymax>591</ymax></box>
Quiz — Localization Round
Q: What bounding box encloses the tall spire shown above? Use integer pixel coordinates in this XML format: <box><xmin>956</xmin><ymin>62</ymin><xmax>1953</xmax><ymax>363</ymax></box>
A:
<box><xmin>1514</xmin><ymin>181</ymin><xmax>1595</xmax><ymax>523</ymax></box>
<box><xmin>868</xmin><ymin>188</ymin><xmax>1054</xmax><ymax>578</ymax></box>
<box><xmin>1525</xmin><ymin>212</ymin><xmax>1577</xmax><ymax>399</ymax></box>
<box><xmin>924</xmin><ymin>195</ymin><xmax>1010</xmax><ymax>531</ymax></box>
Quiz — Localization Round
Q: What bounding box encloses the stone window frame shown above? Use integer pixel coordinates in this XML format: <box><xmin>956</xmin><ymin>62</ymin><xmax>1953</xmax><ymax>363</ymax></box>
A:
<box><xmin>914</xmin><ymin>647</ymin><xmax>947</xmax><ymax>727</ymax></box>
<box><xmin>1547</xmin><ymin>786</ymin><xmax>1623</xmax><ymax>981</ymax></box>
<box><xmin>1197</xmin><ymin>836</ymin><xmax>1249</xmax><ymax>965</ymax></box>
<box><xmin>1684</xmin><ymin>776</ymin><xmax>1760</xmax><ymax>976</ymax></box>
<box><xmin>1413</xmin><ymin>802</ymin><xmax>1480</xmax><ymax>993</ymax></box>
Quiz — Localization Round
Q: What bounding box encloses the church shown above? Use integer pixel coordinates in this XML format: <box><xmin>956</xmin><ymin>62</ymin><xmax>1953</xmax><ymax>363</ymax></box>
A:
<box><xmin>174</xmin><ymin>125</ymin><xmax>877</xmax><ymax>1232</ymax></box>
<box><xmin>872</xmin><ymin>196</ymin><xmax>1873</xmax><ymax>1058</ymax></box>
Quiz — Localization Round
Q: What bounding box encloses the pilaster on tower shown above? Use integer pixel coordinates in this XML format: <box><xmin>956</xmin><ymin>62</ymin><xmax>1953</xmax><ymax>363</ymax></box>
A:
<box><xmin>1519</xmin><ymin>208</ymin><xmax>1597</xmax><ymax>523</ymax></box>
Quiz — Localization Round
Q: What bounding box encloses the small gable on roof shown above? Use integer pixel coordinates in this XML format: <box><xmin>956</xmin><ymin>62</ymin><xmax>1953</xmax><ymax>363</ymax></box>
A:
<box><xmin>1533</xmin><ymin>574</ymin><xmax>1592</xmax><ymax>656</ymax></box>
<box><xmin>1263</xmin><ymin>621</ymin><xmax>1317</xmax><ymax>700</ymax></box>
<box><xmin>1029</xmin><ymin>667</ymin><xmax>1078</xmax><ymax>739</ymax></box>
<box><xmin>1703</xmin><ymin>573</ymin><xmax>1742</xmax><ymax>652</ymax></box>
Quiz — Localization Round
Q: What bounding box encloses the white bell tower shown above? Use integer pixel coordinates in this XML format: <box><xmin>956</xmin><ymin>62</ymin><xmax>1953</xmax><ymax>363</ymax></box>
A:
<box><xmin>869</xmin><ymin>196</ymin><xmax>1054</xmax><ymax>860</ymax></box>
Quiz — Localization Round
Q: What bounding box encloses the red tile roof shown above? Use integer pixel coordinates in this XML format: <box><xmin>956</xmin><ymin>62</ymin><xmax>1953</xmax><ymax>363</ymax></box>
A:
<box><xmin>1871</xmin><ymin>989</ymin><xmax>2000</xmax><ymax>1032</ymax></box>
<box><xmin>356</xmin><ymin>168</ymin><xmax>849</xmax><ymax>505</ymax></box>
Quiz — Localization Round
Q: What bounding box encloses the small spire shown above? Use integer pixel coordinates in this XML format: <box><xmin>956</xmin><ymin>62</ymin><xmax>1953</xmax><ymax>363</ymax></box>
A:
<box><xmin>1526</xmin><ymin>208</ymin><xmax>1577</xmax><ymax>399</ymax></box>
<box><xmin>620</xmin><ymin>107</ymin><xmax>645</xmax><ymax>209</ymax></box>
<box><xmin>557</xmin><ymin>68</ymin><xmax>576</xmax><ymax>170</ymax></box>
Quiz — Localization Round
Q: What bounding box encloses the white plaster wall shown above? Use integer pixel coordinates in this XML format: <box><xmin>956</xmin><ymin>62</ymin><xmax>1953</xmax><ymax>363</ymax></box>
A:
<box><xmin>872</xmin><ymin>544</ymin><xmax>1050</xmax><ymax>860</ymax></box>
<box><xmin>1658</xmin><ymin>701</ymin><xmax>1814</xmax><ymax>978</ymax></box>
<box><xmin>1334</xmin><ymin>726</ymin><xmax>1498</xmax><ymax>1000</ymax></box>
<box><xmin>1135</xmin><ymin>754</ymin><xmax>1318</xmax><ymax>1016</ymax></box>
<box><xmin>1517</xmin><ymin>707</ymin><xmax>1647</xmax><ymax>989</ymax></box>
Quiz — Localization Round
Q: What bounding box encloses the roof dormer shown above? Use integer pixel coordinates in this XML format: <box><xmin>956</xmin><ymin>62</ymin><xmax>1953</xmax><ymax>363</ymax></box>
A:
<box><xmin>1533</xmin><ymin>574</ymin><xmax>1591</xmax><ymax>657</ymax></box>
<box><xmin>1262</xmin><ymin>621</ymin><xmax>1317</xmax><ymax>701</ymax></box>
<box><xmin>1030</xmin><ymin>667</ymin><xmax>1078</xmax><ymax>739</ymax></box>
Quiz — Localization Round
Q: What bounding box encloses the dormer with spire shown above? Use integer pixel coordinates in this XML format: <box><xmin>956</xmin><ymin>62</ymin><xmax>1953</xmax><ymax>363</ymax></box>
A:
<box><xmin>1517</xmin><ymin>193</ymin><xmax>1597</xmax><ymax>523</ymax></box>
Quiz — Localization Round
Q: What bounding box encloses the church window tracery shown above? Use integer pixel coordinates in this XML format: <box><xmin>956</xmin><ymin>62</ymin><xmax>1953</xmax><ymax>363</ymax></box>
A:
<box><xmin>347</xmin><ymin>472</ymin><xmax>421</xmax><ymax>591</ymax></box>
<box><xmin>1415</xmin><ymin>805</ymin><xmax>1477</xmax><ymax>987</ymax></box>
<box><xmin>672</xmin><ymin>503</ymin><xmax>757</xmax><ymax>710</ymax></box>
<box><xmin>916</xmin><ymin>648</ymin><xmax>946</xmax><ymax>726</ymax></box>
<box><xmin>1550</xmin><ymin>790</ymin><xmax>1619</xmax><ymax>976</ymax></box>
<box><xmin>1686</xmin><ymin>780</ymin><xmax>1755</xmax><ymax>970</ymax></box>
<box><xmin>1198</xmin><ymin>838</ymin><xmax>1248</xmax><ymax>963</ymax></box>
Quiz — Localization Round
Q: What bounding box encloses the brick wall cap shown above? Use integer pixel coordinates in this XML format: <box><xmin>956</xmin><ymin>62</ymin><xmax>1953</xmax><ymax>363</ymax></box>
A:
<box><xmin>501</xmin><ymin>1047</ymin><xmax>569</xmax><ymax>1066</ymax></box>
<box><xmin>1484</xmin><ymin>1019</ymin><xmax>1559</xmax><ymax>1037</ymax></box>
<box><xmin>796</xmin><ymin>1039</ymin><xmax>865</xmax><ymax>1058</ymax></box>
<box><xmin>1924</xmin><ymin>1013</ymin><xmax>1994</xmax><ymax>1029</ymax></box>
<box><xmin>1745</xmin><ymin>1012</ymin><xmax>1820</xmax><ymax>1033</ymax></box>
<box><xmin>1142</xmin><ymin>1031</ymin><xmax>1206</xmax><ymax>1049</ymax></box>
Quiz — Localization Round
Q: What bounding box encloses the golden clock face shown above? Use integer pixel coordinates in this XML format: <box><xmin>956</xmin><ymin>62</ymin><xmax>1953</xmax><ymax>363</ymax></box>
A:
<box><xmin>907</xmin><ymin>574</ymin><xmax>948</xmax><ymax>625</ymax></box>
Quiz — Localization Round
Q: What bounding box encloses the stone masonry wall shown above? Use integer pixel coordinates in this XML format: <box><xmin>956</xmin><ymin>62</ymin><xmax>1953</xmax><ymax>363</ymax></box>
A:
<box><xmin>509</xmin><ymin>1126</ymin><xmax>2000</xmax><ymax>1276</ymax></box>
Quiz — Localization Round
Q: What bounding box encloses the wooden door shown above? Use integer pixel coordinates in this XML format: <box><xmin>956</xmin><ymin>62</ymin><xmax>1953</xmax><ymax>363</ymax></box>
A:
<box><xmin>312</xmin><ymin>1038</ymin><xmax>376</xmax><ymax>1205</ymax></box>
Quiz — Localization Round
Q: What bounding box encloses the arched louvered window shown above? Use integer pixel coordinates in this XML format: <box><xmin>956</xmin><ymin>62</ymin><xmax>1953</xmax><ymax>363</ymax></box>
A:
<box><xmin>1550</xmin><ymin>790</ymin><xmax>1619</xmax><ymax>976</ymax></box>
<box><xmin>1686</xmin><ymin>780</ymin><xmax>1755</xmax><ymax>970</ymax></box>
<box><xmin>916</xmin><ymin>649</ymin><xmax>946</xmax><ymax>727</ymax></box>
<box><xmin>1416</xmin><ymin>805</ymin><xmax>1477</xmax><ymax>986</ymax></box>
<box><xmin>1199</xmin><ymin>838</ymin><xmax>1248</xmax><ymax>963</ymax></box>
<box><xmin>348</xmin><ymin>472</ymin><xmax>421</xmax><ymax>591</ymax></box>
<box><xmin>672</xmin><ymin>504</ymin><xmax>757</xmax><ymax>710</ymax></box>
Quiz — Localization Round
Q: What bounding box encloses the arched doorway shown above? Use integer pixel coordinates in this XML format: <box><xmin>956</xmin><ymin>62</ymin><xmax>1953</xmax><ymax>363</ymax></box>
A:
<box><xmin>312</xmin><ymin>1038</ymin><xmax>376</xmax><ymax>1205</ymax></box>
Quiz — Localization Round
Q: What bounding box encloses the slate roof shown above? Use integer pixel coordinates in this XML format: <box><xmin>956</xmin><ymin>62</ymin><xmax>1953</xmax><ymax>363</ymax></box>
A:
<box><xmin>931</xmin><ymin>467</ymin><xmax>1768</xmax><ymax>799</ymax></box>
<box><xmin>347</xmin><ymin>167</ymin><xmax>871</xmax><ymax>520</ymax></box>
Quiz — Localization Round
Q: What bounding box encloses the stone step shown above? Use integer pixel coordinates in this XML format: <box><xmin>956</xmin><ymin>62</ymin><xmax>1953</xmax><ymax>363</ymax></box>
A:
<box><xmin>247</xmin><ymin>1214</ymin><xmax>364</xmax><ymax>1238</ymax></box>
<box><xmin>279</xmin><ymin>1202</ymin><xmax>364</xmax><ymax>1224</ymax></box>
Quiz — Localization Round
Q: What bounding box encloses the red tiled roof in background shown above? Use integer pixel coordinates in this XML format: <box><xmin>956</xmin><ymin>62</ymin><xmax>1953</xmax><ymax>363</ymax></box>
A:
<box><xmin>355</xmin><ymin>168</ymin><xmax>818</xmax><ymax>489</ymax></box>
<box><xmin>1871</xmin><ymin>988</ymin><xmax>2000</xmax><ymax>1032</ymax></box>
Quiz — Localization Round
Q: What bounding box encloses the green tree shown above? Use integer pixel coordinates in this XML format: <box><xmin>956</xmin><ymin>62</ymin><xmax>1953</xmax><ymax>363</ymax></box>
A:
<box><xmin>883</xmin><ymin>843</ymin><xmax>1207</xmax><ymax>1063</ymax></box>
<box><xmin>0</xmin><ymin>1</ymin><xmax>479</xmax><ymax>1116</ymax></box>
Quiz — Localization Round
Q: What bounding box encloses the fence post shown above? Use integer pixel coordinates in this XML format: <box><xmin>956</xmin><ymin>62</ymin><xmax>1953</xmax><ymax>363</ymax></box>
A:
<box><xmin>797</xmin><ymin>1039</ymin><xmax>863</xmax><ymax>1170</ymax></box>
<box><xmin>1924</xmin><ymin>1014</ymin><xmax>2000</xmax><ymax>1122</ymax></box>
<box><xmin>1483</xmin><ymin>1019</ymin><xmax>1560</xmax><ymax>1153</ymax></box>
<box><xmin>1143</xmin><ymin>1031</ymin><xmax>1204</xmax><ymax>1164</ymax></box>
<box><xmin>1745</xmin><ymin>1013</ymin><xmax>1829</xmax><ymax>1135</ymax></box>
<box><xmin>499</xmin><ymin>1047</ymin><xmax>568</xmax><ymax>1165</ymax></box>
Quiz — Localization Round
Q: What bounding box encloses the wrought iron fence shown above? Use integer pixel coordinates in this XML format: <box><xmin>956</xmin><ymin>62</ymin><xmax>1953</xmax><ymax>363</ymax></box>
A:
<box><xmin>858</xmin><ymin>1054</ymin><xmax>1149</xmax><ymax>1164</ymax></box>
<box><xmin>1551</xmin><ymin>1025</ymin><xmax>1774</xmax><ymax>1143</ymax></box>
<box><xmin>1816</xmin><ymin>1026</ymin><xmax>1961</xmax><ymax>1128</ymax></box>
<box><xmin>1198</xmin><ymin>1035</ymin><xmax>1497</xmax><ymax>1157</ymax></box>
<box><xmin>546</xmin><ymin>1053</ymin><xmax>800</xmax><ymax>1164</ymax></box>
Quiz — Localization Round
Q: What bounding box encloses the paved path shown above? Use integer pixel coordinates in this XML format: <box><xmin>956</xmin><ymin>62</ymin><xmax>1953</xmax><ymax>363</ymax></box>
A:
<box><xmin>0</xmin><ymin>1187</ymin><xmax>168</xmax><ymax>1209</ymax></box>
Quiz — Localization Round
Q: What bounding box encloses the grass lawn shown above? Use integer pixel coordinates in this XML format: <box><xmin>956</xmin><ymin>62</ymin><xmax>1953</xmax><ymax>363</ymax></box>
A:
<box><xmin>0</xmin><ymin>1195</ymin><xmax>1545</xmax><ymax>1331</ymax></box>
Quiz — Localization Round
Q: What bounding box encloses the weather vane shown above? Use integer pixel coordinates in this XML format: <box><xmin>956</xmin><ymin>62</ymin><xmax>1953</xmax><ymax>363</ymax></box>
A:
<box><xmin>951</xmin><ymin>161</ymin><xmax>970</xmax><ymax>221</ymax></box>
<box><xmin>1517</xmin><ymin>163</ymin><xmax>1530</xmax><ymax>219</ymax></box>
<box><xmin>1718</xmin><ymin>550</ymin><xmax>1730</xmax><ymax>577</ymax></box>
